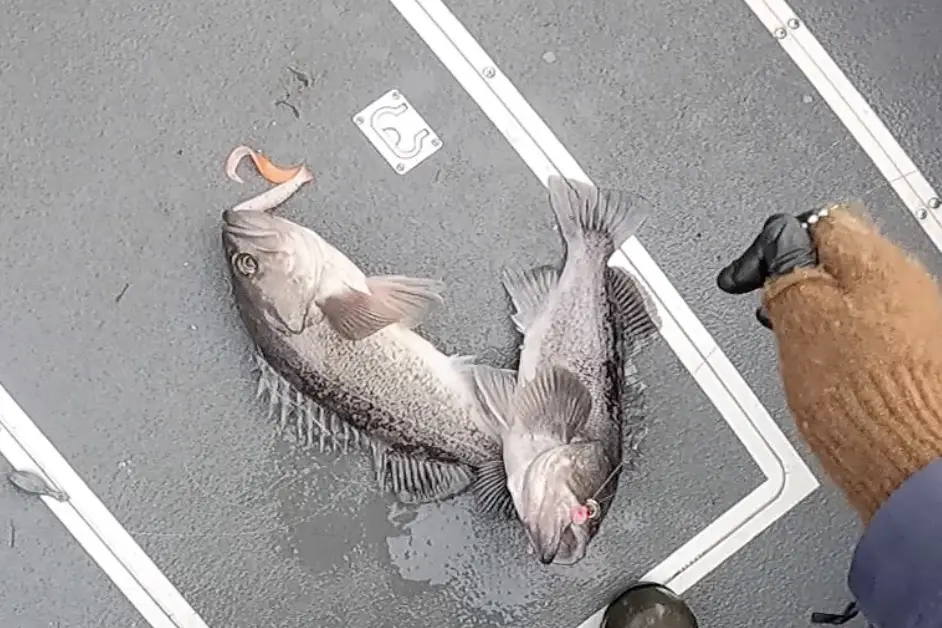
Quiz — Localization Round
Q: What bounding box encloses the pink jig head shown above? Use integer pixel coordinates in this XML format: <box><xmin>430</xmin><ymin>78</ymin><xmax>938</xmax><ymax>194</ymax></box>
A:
<box><xmin>569</xmin><ymin>498</ymin><xmax>600</xmax><ymax>525</ymax></box>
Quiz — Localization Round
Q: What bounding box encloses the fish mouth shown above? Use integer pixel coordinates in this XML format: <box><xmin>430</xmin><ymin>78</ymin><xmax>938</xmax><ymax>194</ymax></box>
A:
<box><xmin>529</xmin><ymin>519</ymin><xmax>590</xmax><ymax>566</ymax></box>
<box><xmin>548</xmin><ymin>524</ymin><xmax>589</xmax><ymax>565</ymax></box>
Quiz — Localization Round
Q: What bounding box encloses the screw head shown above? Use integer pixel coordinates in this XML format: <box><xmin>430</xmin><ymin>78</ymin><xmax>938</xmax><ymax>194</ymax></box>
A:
<box><xmin>395</xmin><ymin>163</ymin><xmax>405</xmax><ymax>172</ymax></box>
<box><xmin>354</xmin><ymin>116</ymin><xmax>364</xmax><ymax>124</ymax></box>
<box><xmin>929</xmin><ymin>197</ymin><xmax>941</xmax><ymax>209</ymax></box>
<box><xmin>391</xmin><ymin>91</ymin><xmax>400</xmax><ymax>100</ymax></box>
<box><xmin>431</xmin><ymin>138</ymin><xmax>441</xmax><ymax>148</ymax></box>
<box><xmin>917</xmin><ymin>208</ymin><xmax>929</xmax><ymax>220</ymax></box>
<box><xmin>787</xmin><ymin>18</ymin><xmax>800</xmax><ymax>29</ymax></box>
<box><xmin>773</xmin><ymin>27</ymin><xmax>787</xmax><ymax>39</ymax></box>
<box><xmin>482</xmin><ymin>67</ymin><xmax>496</xmax><ymax>79</ymax></box>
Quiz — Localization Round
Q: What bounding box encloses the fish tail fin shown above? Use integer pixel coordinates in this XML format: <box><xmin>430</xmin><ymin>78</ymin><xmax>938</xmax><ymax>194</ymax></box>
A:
<box><xmin>606</xmin><ymin>266</ymin><xmax>661</xmax><ymax>354</ymax></box>
<box><xmin>547</xmin><ymin>175</ymin><xmax>651</xmax><ymax>253</ymax></box>
<box><xmin>501</xmin><ymin>264</ymin><xmax>560</xmax><ymax>333</ymax></box>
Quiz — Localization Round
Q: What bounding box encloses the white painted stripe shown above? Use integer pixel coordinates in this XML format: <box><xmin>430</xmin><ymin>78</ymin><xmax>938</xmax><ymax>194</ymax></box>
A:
<box><xmin>0</xmin><ymin>383</ymin><xmax>209</xmax><ymax>628</ymax></box>
<box><xmin>743</xmin><ymin>0</ymin><xmax>942</xmax><ymax>248</ymax></box>
<box><xmin>386</xmin><ymin>2</ymin><xmax>820</xmax><ymax>627</ymax></box>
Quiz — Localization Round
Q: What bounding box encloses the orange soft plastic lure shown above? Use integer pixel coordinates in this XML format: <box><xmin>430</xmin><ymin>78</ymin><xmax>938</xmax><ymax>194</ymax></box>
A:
<box><xmin>225</xmin><ymin>145</ymin><xmax>303</xmax><ymax>185</ymax></box>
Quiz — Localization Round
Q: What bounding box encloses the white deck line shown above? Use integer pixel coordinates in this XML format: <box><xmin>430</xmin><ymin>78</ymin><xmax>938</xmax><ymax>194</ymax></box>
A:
<box><xmin>743</xmin><ymin>0</ymin><xmax>942</xmax><ymax>248</ymax></box>
<box><xmin>387</xmin><ymin>1</ymin><xmax>820</xmax><ymax>626</ymax></box>
<box><xmin>0</xmin><ymin>384</ymin><xmax>209</xmax><ymax>628</ymax></box>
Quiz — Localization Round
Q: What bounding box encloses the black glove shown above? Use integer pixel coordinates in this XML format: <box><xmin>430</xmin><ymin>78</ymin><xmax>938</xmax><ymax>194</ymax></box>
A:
<box><xmin>716</xmin><ymin>213</ymin><xmax>818</xmax><ymax>329</ymax></box>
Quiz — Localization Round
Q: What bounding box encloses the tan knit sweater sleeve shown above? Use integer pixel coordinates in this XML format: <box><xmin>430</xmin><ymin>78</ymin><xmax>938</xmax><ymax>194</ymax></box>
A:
<box><xmin>761</xmin><ymin>206</ymin><xmax>942</xmax><ymax>524</ymax></box>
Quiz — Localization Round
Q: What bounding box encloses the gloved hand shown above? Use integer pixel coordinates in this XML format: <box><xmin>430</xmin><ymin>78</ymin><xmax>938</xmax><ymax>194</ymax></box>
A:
<box><xmin>716</xmin><ymin>212</ymin><xmax>819</xmax><ymax>328</ymax></box>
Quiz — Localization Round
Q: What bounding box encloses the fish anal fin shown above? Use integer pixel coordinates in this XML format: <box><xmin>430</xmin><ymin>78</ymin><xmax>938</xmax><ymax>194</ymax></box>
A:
<box><xmin>605</xmin><ymin>267</ymin><xmax>661</xmax><ymax>352</ymax></box>
<box><xmin>500</xmin><ymin>264</ymin><xmax>560</xmax><ymax>332</ymax></box>
<box><xmin>471</xmin><ymin>459</ymin><xmax>516</xmax><ymax>519</ymax></box>
<box><xmin>511</xmin><ymin>365</ymin><xmax>592</xmax><ymax>442</ymax></box>
<box><xmin>379</xmin><ymin>451</ymin><xmax>474</xmax><ymax>504</ymax></box>
<box><xmin>319</xmin><ymin>275</ymin><xmax>445</xmax><ymax>341</ymax></box>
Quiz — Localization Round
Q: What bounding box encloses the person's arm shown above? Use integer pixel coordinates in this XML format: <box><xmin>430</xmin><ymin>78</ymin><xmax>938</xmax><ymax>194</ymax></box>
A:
<box><xmin>762</xmin><ymin>206</ymin><xmax>942</xmax><ymax>523</ymax></box>
<box><xmin>719</xmin><ymin>206</ymin><xmax>942</xmax><ymax>628</ymax></box>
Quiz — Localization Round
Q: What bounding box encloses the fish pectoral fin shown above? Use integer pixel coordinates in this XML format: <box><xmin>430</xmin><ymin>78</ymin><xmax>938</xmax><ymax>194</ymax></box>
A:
<box><xmin>500</xmin><ymin>264</ymin><xmax>560</xmax><ymax>332</ymax></box>
<box><xmin>466</xmin><ymin>364</ymin><xmax>518</xmax><ymax>438</ymax></box>
<box><xmin>511</xmin><ymin>365</ymin><xmax>592</xmax><ymax>442</ymax></box>
<box><xmin>378</xmin><ymin>450</ymin><xmax>474</xmax><ymax>504</ymax></box>
<box><xmin>606</xmin><ymin>267</ymin><xmax>661</xmax><ymax>354</ymax></box>
<box><xmin>318</xmin><ymin>275</ymin><xmax>445</xmax><ymax>341</ymax></box>
<box><xmin>471</xmin><ymin>459</ymin><xmax>516</xmax><ymax>519</ymax></box>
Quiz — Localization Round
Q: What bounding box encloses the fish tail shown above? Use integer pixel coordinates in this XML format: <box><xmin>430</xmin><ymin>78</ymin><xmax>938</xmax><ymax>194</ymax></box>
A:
<box><xmin>547</xmin><ymin>175</ymin><xmax>651</xmax><ymax>253</ymax></box>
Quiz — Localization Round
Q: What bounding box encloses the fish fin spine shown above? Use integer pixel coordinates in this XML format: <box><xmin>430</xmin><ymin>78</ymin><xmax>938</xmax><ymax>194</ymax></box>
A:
<box><xmin>253</xmin><ymin>352</ymin><xmax>473</xmax><ymax>504</ymax></box>
<box><xmin>378</xmin><ymin>449</ymin><xmax>474</xmax><ymax>504</ymax></box>
<box><xmin>254</xmin><ymin>352</ymin><xmax>370</xmax><ymax>454</ymax></box>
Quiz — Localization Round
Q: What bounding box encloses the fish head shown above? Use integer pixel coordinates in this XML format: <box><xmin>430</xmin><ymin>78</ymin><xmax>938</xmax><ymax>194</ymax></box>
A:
<box><xmin>519</xmin><ymin>440</ymin><xmax>615</xmax><ymax>566</ymax></box>
<box><xmin>221</xmin><ymin>208</ymin><xmax>323</xmax><ymax>335</ymax></box>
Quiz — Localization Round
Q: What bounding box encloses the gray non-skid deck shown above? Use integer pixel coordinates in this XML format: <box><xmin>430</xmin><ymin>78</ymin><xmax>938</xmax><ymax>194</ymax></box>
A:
<box><xmin>0</xmin><ymin>0</ymin><xmax>940</xmax><ymax>626</ymax></box>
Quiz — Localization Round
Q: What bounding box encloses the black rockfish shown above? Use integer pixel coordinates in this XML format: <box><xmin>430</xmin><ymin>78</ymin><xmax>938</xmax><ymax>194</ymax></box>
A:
<box><xmin>472</xmin><ymin>176</ymin><xmax>660</xmax><ymax>565</ymax></box>
<box><xmin>221</xmin><ymin>147</ymin><xmax>502</xmax><ymax>505</ymax></box>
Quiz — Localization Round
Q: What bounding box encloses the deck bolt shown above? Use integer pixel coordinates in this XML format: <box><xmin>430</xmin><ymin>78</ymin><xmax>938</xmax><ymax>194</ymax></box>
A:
<box><xmin>787</xmin><ymin>18</ymin><xmax>800</xmax><ymax>29</ymax></box>
<box><xmin>928</xmin><ymin>197</ymin><xmax>941</xmax><ymax>209</ymax></box>
<box><xmin>355</xmin><ymin>116</ymin><xmax>364</xmax><ymax>124</ymax></box>
<box><xmin>482</xmin><ymin>67</ymin><xmax>496</xmax><ymax>79</ymax></box>
<box><xmin>917</xmin><ymin>208</ymin><xmax>928</xmax><ymax>220</ymax></box>
<box><xmin>396</xmin><ymin>163</ymin><xmax>405</xmax><ymax>172</ymax></box>
<box><xmin>773</xmin><ymin>27</ymin><xmax>787</xmax><ymax>39</ymax></box>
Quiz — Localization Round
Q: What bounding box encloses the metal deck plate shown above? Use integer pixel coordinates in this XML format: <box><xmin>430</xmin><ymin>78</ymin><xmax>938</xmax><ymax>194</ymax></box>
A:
<box><xmin>354</xmin><ymin>89</ymin><xmax>443</xmax><ymax>174</ymax></box>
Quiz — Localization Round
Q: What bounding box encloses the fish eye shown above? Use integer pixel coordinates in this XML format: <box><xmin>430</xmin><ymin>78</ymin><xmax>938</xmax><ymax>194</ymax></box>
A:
<box><xmin>232</xmin><ymin>252</ymin><xmax>258</xmax><ymax>277</ymax></box>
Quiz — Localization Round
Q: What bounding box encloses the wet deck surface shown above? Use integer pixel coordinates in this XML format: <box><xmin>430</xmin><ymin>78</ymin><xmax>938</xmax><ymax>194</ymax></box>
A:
<box><xmin>0</xmin><ymin>0</ymin><xmax>939</xmax><ymax>626</ymax></box>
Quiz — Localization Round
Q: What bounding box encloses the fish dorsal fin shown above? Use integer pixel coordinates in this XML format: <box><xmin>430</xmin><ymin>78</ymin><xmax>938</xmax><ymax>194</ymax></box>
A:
<box><xmin>252</xmin><ymin>351</ymin><xmax>473</xmax><ymax>504</ymax></box>
<box><xmin>500</xmin><ymin>264</ymin><xmax>560</xmax><ymax>333</ymax></box>
<box><xmin>468</xmin><ymin>364</ymin><xmax>518</xmax><ymax>438</ymax></box>
<box><xmin>318</xmin><ymin>275</ymin><xmax>445</xmax><ymax>341</ymax></box>
<box><xmin>605</xmin><ymin>267</ymin><xmax>661</xmax><ymax>352</ymax></box>
<box><xmin>510</xmin><ymin>365</ymin><xmax>592</xmax><ymax>442</ymax></box>
<box><xmin>471</xmin><ymin>459</ymin><xmax>517</xmax><ymax>519</ymax></box>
